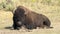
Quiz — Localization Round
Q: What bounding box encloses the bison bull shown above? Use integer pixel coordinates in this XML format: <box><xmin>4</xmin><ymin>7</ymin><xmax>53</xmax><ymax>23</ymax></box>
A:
<box><xmin>13</xmin><ymin>6</ymin><xmax>53</xmax><ymax>30</ymax></box>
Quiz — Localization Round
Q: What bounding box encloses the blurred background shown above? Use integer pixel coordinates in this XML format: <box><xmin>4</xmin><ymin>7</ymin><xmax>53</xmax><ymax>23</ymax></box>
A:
<box><xmin>0</xmin><ymin>0</ymin><xmax>60</xmax><ymax>34</ymax></box>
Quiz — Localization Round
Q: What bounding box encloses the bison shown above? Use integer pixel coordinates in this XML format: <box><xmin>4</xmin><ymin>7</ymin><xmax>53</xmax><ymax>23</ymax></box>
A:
<box><xmin>13</xmin><ymin>6</ymin><xmax>53</xmax><ymax>30</ymax></box>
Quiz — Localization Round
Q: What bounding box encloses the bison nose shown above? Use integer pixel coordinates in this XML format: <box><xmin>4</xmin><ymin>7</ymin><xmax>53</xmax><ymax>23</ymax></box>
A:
<box><xmin>17</xmin><ymin>21</ymin><xmax>22</xmax><ymax>25</ymax></box>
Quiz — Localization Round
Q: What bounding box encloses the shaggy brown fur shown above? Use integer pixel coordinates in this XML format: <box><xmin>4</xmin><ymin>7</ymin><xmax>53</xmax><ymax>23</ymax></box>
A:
<box><xmin>13</xmin><ymin>6</ymin><xmax>53</xmax><ymax>30</ymax></box>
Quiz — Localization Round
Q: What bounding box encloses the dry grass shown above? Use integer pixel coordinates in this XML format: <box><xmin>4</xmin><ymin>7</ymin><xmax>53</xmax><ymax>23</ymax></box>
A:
<box><xmin>0</xmin><ymin>0</ymin><xmax>60</xmax><ymax>34</ymax></box>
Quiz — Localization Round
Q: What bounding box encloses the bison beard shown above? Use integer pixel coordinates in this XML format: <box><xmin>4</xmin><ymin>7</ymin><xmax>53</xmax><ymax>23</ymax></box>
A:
<box><xmin>13</xmin><ymin>6</ymin><xmax>53</xmax><ymax>30</ymax></box>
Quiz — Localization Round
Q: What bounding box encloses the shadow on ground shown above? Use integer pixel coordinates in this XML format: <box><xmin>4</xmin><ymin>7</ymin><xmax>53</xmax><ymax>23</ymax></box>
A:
<box><xmin>4</xmin><ymin>26</ymin><xmax>14</xmax><ymax>30</ymax></box>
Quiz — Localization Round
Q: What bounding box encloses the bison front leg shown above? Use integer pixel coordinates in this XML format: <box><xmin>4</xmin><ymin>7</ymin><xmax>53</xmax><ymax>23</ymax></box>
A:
<box><xmin>25</xmin><ymin>24</ymin><xmax>36</xmax><ymax>30</ymax></box>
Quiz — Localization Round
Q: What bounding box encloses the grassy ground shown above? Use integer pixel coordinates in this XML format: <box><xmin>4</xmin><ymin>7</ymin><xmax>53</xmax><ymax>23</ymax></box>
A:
<box><xmin>0</xmin><ymin>0</ymin><xmax>60</xmax><ymax>34</ymax></box>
